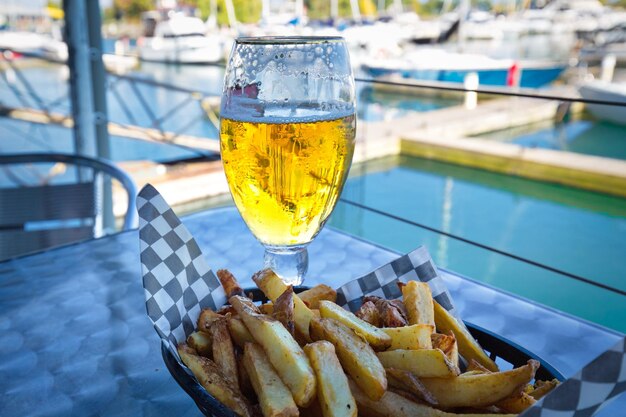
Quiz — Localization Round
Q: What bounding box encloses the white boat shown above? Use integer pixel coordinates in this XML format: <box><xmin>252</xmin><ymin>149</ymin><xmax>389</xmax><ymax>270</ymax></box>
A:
<box><xmin>579</xmin><ymin>80</ymin><xmax>626</xmax><ymax>125</ymax></box>
<box><xmin>0</xmin><ymin>31</ymin><xmax>68</xmax><ymax>61</ymax></box>
<box><xmin>462</xmin><ymin>11</ymin><xmax>502</xmax><ymax>40</ymax></box>
<box><xmin>137</xmin><ymin>14</ymin><xmax>224</xmax><ymax>64</ymax></box>
<box><xmin>361</xmin><ymin>48</ymin><xmax>566</xmax><ymax>88</ymax></box>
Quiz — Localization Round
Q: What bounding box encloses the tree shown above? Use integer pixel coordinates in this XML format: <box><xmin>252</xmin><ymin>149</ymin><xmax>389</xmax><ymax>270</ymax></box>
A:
<box><xmin>184</xmin><ymin>0</ymin><xmax>261</xmax><ymax>25</ymax></box>
<box><xmin>113</xmin><ymin>0</ymin><xmax>155</xmax><ymax>20</ymax></box>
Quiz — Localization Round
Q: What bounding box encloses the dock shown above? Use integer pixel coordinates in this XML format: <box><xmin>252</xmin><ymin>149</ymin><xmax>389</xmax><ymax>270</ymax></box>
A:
<box><xmin>356</xmin><ymin>86</ymin><xmax>626</xmax><ymax>198</ymax></box>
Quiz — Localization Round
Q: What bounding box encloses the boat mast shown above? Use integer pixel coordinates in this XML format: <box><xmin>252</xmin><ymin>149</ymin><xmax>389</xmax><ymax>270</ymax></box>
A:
<box><xmin>392</xmin><ymin>0</ymin><xmax>402</xmax><ymax>16</ymax></box>
<box><xmin>350</xmin><ymin>0</ymin><xmax>362</xmax><ymax>23</ymax></box>
<box><xmin>295</xmin><ymin>0</ymin><xmax>304</xmax><ymax>25</ymax></box>
<box><xmin>262</xmin><ymin>0</ymin><xmax>270</xmax><ymax>22</ymax></box>
<box><xmin>225</xmin><ymin>0</ymin><xmax>238</xmax><ymax>28</ymax></box>
<box><xmin>457</xmin><ymin>0</ymin><xmax>470</xmax><ymax>52</ymax></box>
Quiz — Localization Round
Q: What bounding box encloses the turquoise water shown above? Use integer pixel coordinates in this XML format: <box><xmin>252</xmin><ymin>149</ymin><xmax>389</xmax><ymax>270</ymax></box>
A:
<box><xmin>357</xmin><ymin>86</ymin><xmax>462</xmax><ymax>121</ymax></box>
<box><xmin>329</xmin><ymin>156</ymin><xmax>626</xmax><ymax>333</ymax></box>
<box><xmin>475</xmin><ymin>118</ymin><xmax>626</xmax><ymax>161</ymax></box>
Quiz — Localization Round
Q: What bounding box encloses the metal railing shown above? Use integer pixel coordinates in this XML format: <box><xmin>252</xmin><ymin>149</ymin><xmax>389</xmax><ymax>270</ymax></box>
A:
<box><xmin>0</xmin><ymin>48</ymin><xmax>221</xmax><ymax>158</ymax></box>
<box><xmin>2</xmin><ymin>46</ymin><xmax>626</xmax><ymax>306</ymax></box>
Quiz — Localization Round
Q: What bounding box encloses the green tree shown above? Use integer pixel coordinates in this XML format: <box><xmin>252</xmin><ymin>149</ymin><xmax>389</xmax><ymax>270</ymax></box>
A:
<box><xmin>113</xmin><ymin>0</ymin><xmax>155</xmax><ymax>20</ymax></box>
<box><xmin>185</xmin><ymin>0</ymin><xmax>261</xmax><ymax>25</ymax></box>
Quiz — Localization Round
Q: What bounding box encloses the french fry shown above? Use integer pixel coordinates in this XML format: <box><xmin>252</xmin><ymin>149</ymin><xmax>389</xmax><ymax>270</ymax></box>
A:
<box><xmin>432</xmin><ymin>331</ymin><xmax>458</xmax><ymax>366</ymax></box>
<box><xmin>497</xmin><ymin>392</ymin><xmax>537</xmax><ymax>413</ymax></box>
<box><xmin>178</xmin><ymin>344</ymin><xmax>253</xmax><ymax>417</ymax></box>
<box><xmin>231</xmin><ymin>295</ymin><xmax>316</xmax><ymax>407</ymax></box>
<box><xmin>355</xmin><ymin>301</ymin><xmax>381</xmax><ymax>327</ymax></box>
<box><xmin>273</xmin><ymin>286</ymin><xmax>295</xmax><ymax>336</ymax></box>
<box><xmin>216</xmin><ymin>269</ymin><xmax>246</xmax><ymax>299</ymax></box>
<box><xmin>319</xmin><ymin>300</ymin><xmax>391</xmax><ymax>351</ymax></box>
<box><xmin>187</xmin><ymin>331</ymin><xmax>212</xmax><ymax>357</ymax></box>
<box><xmin>464</xmin><ymin>359</ymin><xmax>538</xmax><ymax>413</ymax></box>
<box><xmin>466</xmin><ymin>359</ymin><xmax>491</xmax><ymax>374</ymax></box>
<box><xmin>349</xmin><ymin>379</ymin><xmax>516</xmax><ymax>417</ymax></box>
<box><xmin>364</xmin><ymin>296</ymin><xmax>408</xmax><ymax>327</ymax></box>
<box><xmin>228</xmin><ymin>316</ymin><xmax>256</xmax><ymax>348</ymax></box>
<box><xmin>253</xmin><ymin>269</ymin><xmax>315</xmax><ymax>341</ymax></box>
<box><xmin>310</xmin><ymin>317</ymin><xmax>387</xmax><ymax>401</ymax></box>
<box><xmin>217</xmin><ymin>305</ymin><xmax>237</xmax><ymax>316</ymax></box>
<box><xmin>299</xmin><ymin>399</ymin><xmax>324</xmax><ymax>417</ymax></box>
<box><xmin>298</xmin><ymin>284</ymin><xmax>337</xmax><ymax>309</ymax></box>
<box><xmin>383</xmin><ymin>324</ymin><xmax>433</xmax><ymax>350</ymax></box>
<box><xmin>197</xmin><ymin>308</ymin><xmax>222</xmax><ymax>332</ymax></box>
<box><xmin>243</xmin><ymin>343</ymin><xmax>299</xmax><ymax>417</ymax></box>
<box><xmin>209</xmin><ymin>317</ymin><xmax>239</xmax><ymax>388</ymax></box>
<box><xmin>260</xmin><ymin>303</ymin><xmax>274</xmax><ymax>315</ymax></box>
<box><xmin>419</xmin><ymin>360</ymin><xmax>539</xmax><ymax>408</ymax></box>
<box><xmin>304</xmin><ymin>341</ymin><xmax>357</xmax><ymax>417</ymax></box>
<box><xmin>377</xmin><ymin>349</ymin><xmax>460</xmax><ymax>378</ymax></box>
<box><xmin>529</xmin><ymin>379</ymin><xmax>559</xmax><ymax>400</ymax></box>
<box><xmin>237</xmin><ymin>353</ymin><xmax>256</xmax><ymax>400</ymax></box>
<box><xmin>386</xmin><ymin>368</ymin><xmax>438</xmax><ymax>406</ymax></box>
<box><xmin>401</xmin><ymin>281</ymin><xmax>435</xmax><ymax>327</ymax></box>
<box><xmin>433</xmin><ymin>302</ymin><xmax>499</xmax><ymax>372</ymax></box>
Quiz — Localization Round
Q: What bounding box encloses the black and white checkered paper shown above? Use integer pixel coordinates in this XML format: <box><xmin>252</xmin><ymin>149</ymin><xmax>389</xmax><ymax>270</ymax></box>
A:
<box><xmin>138</xmin><ymin>184</ymin><xmax>226</xmax><ymax>353</ymax></box>
<box><xmin>138</xmin><ymin>184</ymin><xmax>626</xmax><ymax>416</ymax></box>
<box><xmin>335</xmin><ymin>245</ymin><xmax>457</xmax><ymax>316</ymax></box>
<box><xmin>520</xmin><ymin>337</ymin><xmax>626</xmax><ymax>417</ymax></box>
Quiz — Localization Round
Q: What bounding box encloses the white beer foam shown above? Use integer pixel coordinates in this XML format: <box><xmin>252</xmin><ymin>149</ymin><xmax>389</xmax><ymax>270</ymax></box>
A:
<box><xmin>221</xmin><ymin>96</ymin><xmax>354</xmax><ymax>124</ymax></box>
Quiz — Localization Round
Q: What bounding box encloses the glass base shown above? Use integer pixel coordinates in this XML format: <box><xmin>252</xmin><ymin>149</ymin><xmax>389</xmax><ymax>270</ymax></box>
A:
<box><xmin>263</xmin><ymin>245</ymin><xmax>308</xmax><ymax>286</ymax></box>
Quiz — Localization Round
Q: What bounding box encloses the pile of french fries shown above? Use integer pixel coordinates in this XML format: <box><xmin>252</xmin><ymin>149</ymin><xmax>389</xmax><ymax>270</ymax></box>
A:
<box><xmin>178</xmin><ymin>269</ymin><xmax>559</xmax><ymax>417</ymax></box>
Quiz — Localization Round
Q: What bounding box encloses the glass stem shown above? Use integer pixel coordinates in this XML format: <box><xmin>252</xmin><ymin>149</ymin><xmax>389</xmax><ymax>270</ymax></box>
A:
<box><xmin>263</xmin><ymin>245</ymin><xmax>308</xmax><ymax>286</ymax></box>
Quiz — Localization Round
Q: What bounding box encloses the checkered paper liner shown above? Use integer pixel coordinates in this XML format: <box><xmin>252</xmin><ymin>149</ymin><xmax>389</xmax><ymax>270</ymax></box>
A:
<box><xmin>520</xmin><ymin>337</ymin><xmax>626</xmax><ymax>417</ymax></box>
<box><xmin>138</xmin><ymin>184</ymin><xmax>626</xmax><ymax>416</ymax></box>
<box><xmin>138</xmin><ymin>184</ymin><xmax>227</xmax><ymax>354</ymax></box>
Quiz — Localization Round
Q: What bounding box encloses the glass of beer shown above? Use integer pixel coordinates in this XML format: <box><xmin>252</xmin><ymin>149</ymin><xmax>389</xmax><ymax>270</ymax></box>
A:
<box><xmin>219</xmin><ymin>37</ymin><xmax>356</xmax><ymax>285</ymax></box>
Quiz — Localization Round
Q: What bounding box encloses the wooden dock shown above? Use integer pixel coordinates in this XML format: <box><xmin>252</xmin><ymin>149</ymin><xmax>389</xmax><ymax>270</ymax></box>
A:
<box><xmin>356</xmin><ymin>86</ymin><xmax>626</xmax><ymax>198</ymax></box>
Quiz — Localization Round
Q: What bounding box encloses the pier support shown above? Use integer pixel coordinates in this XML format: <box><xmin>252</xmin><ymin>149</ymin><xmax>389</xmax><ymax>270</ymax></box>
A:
<box><xmin>63</xmin><ymin>0</ymin><xmax>114</xmax><ymax>233</ymax></box>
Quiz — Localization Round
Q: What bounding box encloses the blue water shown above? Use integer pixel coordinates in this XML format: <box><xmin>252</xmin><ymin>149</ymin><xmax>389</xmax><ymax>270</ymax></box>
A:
<box><xmin>330</xmin><ymin>156</ymin><xmax>626</xmax><ymax>333</ymax></box>
<box><xmin>357</xmin><ymin>86</ymin><xmax>462</xmax><ymax>121</ymax></box>
<box><xmin>476</xmin><ymin>118</ymin><xmax>626</xmax><ymax>161</ymax></box>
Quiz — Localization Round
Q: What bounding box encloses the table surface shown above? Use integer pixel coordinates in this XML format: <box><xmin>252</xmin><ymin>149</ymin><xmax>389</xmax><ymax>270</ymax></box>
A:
<box><xmin>1</xmin><ymin>207</ymin><xmax>624</xmax><ymax>417</ymax></box>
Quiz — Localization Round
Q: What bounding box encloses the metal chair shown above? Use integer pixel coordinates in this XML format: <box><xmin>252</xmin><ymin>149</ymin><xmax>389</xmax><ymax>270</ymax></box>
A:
<box><xmin>0</xmin><ymin>153</ymin><xmax>137</xmax><ymax>260</ymax></box>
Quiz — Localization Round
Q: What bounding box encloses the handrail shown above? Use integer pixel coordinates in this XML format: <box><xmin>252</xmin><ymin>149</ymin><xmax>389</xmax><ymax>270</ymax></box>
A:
<box><xmin>355</xmin><ymin>77</ymin><xmax>626</xmax><ymax>108</ymax></box>
<box><xmin>0</xmin><ymin>153</ymin><xmax>138</xmax><ymax>230</ymax></box>
<box><xmin>339</xmin><ymin>198</ymin><xmax>626</xmax><ymax>298</ymax></box>
<box><xmin>4</xmin><ymin>47</ymin><xmax>626</xmax><ymax>109</ymax></box>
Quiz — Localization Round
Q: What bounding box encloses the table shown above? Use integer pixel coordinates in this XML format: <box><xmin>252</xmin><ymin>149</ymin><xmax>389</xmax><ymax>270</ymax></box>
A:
<box><xmin>1</xmin><ymin>207</ymin><xmax>624</xmax><ymax>417</ymax></box>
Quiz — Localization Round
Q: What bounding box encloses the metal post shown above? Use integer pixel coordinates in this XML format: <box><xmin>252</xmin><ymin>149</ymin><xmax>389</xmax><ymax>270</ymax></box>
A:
<box><xmin>63</xmin><ymin>0</ymin><xmax>114</xmax><ymax>234</ymax></box>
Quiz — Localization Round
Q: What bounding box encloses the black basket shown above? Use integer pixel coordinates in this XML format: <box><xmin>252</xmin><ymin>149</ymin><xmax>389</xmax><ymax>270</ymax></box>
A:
<box><xmin>162</xmin><ymin>287</ymin><xmax>565</xmax><ymax>417</ymax></box>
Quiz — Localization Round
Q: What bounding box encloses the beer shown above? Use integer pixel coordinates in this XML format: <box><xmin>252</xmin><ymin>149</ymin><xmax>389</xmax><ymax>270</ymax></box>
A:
<box><xmin>220</xmin><ymin>113</ymin><xmax>356</xmax><ymax>247</ymax></box>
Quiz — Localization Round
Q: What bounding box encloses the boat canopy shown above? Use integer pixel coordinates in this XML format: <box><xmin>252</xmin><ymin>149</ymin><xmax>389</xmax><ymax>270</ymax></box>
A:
<box><xmin>154</xmin><ymin>16</ymin><xmax>207</xmax><ymax>38</ymax></box>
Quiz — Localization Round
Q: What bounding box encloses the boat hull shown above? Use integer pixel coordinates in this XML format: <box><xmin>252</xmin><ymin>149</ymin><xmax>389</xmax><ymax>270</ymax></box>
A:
<box><xmin>138</xmin><ymin>37</ymin><xmax>223</xmax><ymax>64</ymax></box>
<box><xmin>362</xmin><ymin>65</ymin><xmax>566</xmax><ymax>89</ymax></box>
<box><xmin>579</xmin><ymin>81</ymin><xmax>626</xmax><ymax>126</ymax></box>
